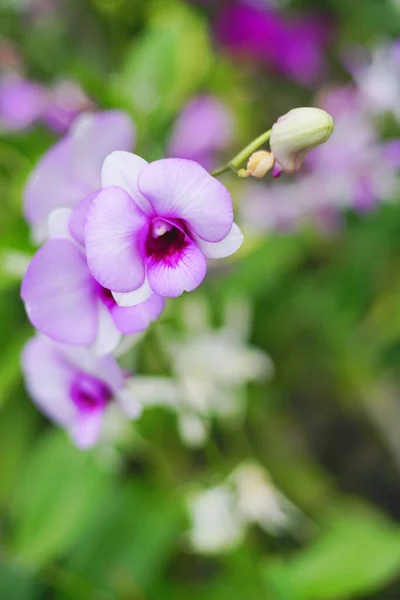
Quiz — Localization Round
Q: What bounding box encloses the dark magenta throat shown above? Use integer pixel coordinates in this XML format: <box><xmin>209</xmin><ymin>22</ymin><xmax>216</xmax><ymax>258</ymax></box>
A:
<box><xmin>70</xmin><ymin>372</ymin><xmax>113</xmax><ymax>412</ymax></box>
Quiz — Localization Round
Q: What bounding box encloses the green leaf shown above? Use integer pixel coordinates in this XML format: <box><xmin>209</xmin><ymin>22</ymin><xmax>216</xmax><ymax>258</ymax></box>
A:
<box><xmin>67</xmin><ymin>483</ymin><xmax>184</xmax><ymax>595</ymax></box>
<box><xmin>264</xmin><ymin>503</ymin><xmax>400</xmax><ymax>599</ymax></box>
<box><xmin>0</xmin><ymin>562</ymin><xmax>39</xmax><ymax>600</ymax></box>
<box><xmin>12</xmin><ymin>430</ymin><xmax>109</xmax><ymax>567</ymax></box>
<box><xmin>113</xmin><ymin>1</ymin><xmax>212</xmax><ymax>134</ymax></box>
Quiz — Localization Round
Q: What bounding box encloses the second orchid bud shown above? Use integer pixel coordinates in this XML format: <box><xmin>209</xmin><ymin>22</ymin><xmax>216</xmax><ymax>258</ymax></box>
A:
<box><xmin>238</xmin><ymin>150</ymin><xmax>274</xmax><ymax>179</ymax></box>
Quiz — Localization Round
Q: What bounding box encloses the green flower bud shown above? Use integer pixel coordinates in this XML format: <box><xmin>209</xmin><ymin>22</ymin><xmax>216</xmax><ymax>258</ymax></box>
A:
<box><xmin>270</xmin><ymin>107</ymin><xmax>334</xmax><ymax>176</ymax></box>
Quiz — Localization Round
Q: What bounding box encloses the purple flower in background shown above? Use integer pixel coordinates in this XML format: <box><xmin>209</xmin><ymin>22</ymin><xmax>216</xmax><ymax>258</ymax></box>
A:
<box><xmin>0</xmin><ymin>74</ymin><xmax>92</xmax><ymax>134</ymax></box>
<box><xmin>345</xmin><ymin>40</ymin><xmax>400</xmax><ymax>122</ymax></box>
<box><xmin>214</xmin><ymin>0</ymin><xmax>331</xmax><ymax>85</ymax></box>
<box><xmin>43</xmin><ymin>79</ymin><xmax>93</xmax><ymax>133</ymax></box>
<box><xmin>24</xmin><ymin>110</ymin><xmax>135</xmax><ymax>241</ymax></box>
<box><xmin>85</xmin><ymin>152</ymin><xmax>243</xmax><ymax>303</ymax></box>
<box><xmin>308</xmin><ymin>87</ymin><xmax>400</xmax><ymax>213</ymax></box>
<box><xmin>21</xmin><ymin>201</ymin><xmax>164</xmax><ymax>354</ymax></box>
<box><xmin>0</xmin><ymin>75</ymin><xmax>47</xmax><ymax>131</ymax></box>
<box><xmin>167</xmin><ymin>96</ymin><xmax>234</xmax><ymax>170</ymax></box>
<box><xmin>22</xmin><ymin>335</ymin><xmax>141</xmax><ymax>449</ymax></box>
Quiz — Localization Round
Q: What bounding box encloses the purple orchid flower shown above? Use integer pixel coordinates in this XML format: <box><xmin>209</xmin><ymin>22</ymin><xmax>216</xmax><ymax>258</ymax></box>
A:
<box><xmin>84</xmin><ymin>152</ymin><xmax>243</xmax><ymax>303</ymax></box>
<box><xmin>21</xmin><ymin>199</ymin><xmax>165</xmax><ymax>355</ymax></box>
<box><xmin>42</xmin><ymin>79</ymin><xmax>94</xmax><ymax>134</ymax></box>
<box><xmin>0</xmin><ymin>75</ymin><xmax>92</xmax><ymax>134</ymax></box>
<box><xmin>344</xmin><ymin>40</ymin><xmax>400</xmax><ymax>122</ymax></box>
<box><xmin>24</xmin><ymin>110</ymin><xmax>135</xmax><ymax>241</ymax></box>
<box><xmin>214</xmin><ymin>0</ymin><xmax>331</xmax><ymax>85</ymax></box>
<box><xmin>167</xmin><ymin>96</ymin><xmax>234</xmax><ymax>170</ymax></box>
<box><xmin>0</xmin><ymin>75</ymin><xmax>47</xmax><ymax>131</ymax></box>
<box><xmin>308</xmin><ymin>87</ymin><xmax>400</xmax><ymax>213</ymax></box>
<box><xmin>22</xmin><ymin>335</ymin><xmax>141</xmax><ymax>449</ymax></box>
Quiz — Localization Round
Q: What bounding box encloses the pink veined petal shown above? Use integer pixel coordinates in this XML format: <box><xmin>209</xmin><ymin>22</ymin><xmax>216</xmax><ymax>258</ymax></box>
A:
<box><xmin>70</xmin><ymin>408</ymin><xmax>105</xmax><ymax>449</ymax></box>
<box><xmin>147</xmin><ymin>239</ymin><xmax>207</xmax><ymax>297</ymax></box>
<box><xmin>137</xmin><ymin>158</ymin><xmax>233</xmax><ymax>242</ymax></box>
<box><xmin>112</xmin><ymin>293</ymin><xmax>165</xmax><ymax>334</ymax></box>
<box><xmin>112</xmin><ymin>276</ymin><xmax>152</xmax><ymax>307</ymax></box>
<box><xmin>85</xmin><ymin>186</ymin><xmax>148</xmax><ymax>292</ymax></box>
<box><xmin>69</xmin><ymin>111</ymin><xmax>136</xmax><ymax>189</ymax></box>
<box><xmin>21</xmin><ymin>335</ymin><xmax>77</xmax><ymax>426</ymax></box>
<box><xmin>69</xmin><ymin>191</ymin><xmax>99</xmax><ymax>246</ymax></box>
<box><xmin>48</xmin><ymin>207</ymin><xmax>74</xmax><ymax>241</ymax></box>
<box><xmin>101</xmin><ymin>151</ymin><xmax>152</xmax><ymax>214</ymax></box>
<box><xmin>194</xmin><ymin>223</ymin><xmax>244</xmax><ymax>259</ymax></box>
<box><xmin>91</xmin><ymin>301</ymin><xmax>122</xmax><ymax>356</ymax></box>
<box><xmin>21</xmin><ymin>239</ymin><xmax>98</xmax><ymax>345</ymax></box>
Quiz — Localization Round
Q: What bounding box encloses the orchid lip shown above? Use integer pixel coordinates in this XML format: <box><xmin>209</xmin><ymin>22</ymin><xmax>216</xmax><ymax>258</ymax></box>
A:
<box><xmin>70</xmin><ymin>372</ymin><xmax>113</xmax><ymax>413</ymax></box>
<box><xmin>146</xmin><ymin>218</ymin><xmax>187</xmax><ymax>261</ymax></box>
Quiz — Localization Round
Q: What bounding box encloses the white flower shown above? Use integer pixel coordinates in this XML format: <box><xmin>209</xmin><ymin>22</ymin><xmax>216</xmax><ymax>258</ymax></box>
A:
<box><xmin>187</xmin><ymin>486</ymin><xmax>245</xmax><ymax>554</ymax></box>
<box><xmin>349</xmin><ymin>41</ymin><xmax>400</xmax><ymax>122</ymax></box>
<box><xmin>232</xmin><ymin>463</ymin><xmax>291</xmax><ymax>533</ymax></box>
<box><xmin>125</xmin><ymin>297</ymin><xmax>274</xmax><ymax>446</ymax></box>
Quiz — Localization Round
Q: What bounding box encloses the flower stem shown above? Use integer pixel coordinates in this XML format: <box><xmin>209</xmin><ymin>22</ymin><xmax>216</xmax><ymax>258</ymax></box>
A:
<box><xmin>211</xmin><ymin>129</ymin><xmax>272</xmax><ymax>177</ymax></box>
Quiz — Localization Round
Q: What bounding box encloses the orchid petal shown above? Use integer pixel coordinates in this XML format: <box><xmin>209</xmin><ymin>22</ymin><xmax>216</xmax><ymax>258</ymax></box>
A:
<box><xmin>147</xmin><ymin>238</ymin><xmax>207</xmax><ymax>297</ymax></box>
<box><xmin>85</xmin><ymin>186</ymin><xmax>148</xmax><ymax>292</ymax></box>
<box><xmin>138</xmin><ymin>158</ymin><xmax>233</xmax><ymax>242</ymax></box>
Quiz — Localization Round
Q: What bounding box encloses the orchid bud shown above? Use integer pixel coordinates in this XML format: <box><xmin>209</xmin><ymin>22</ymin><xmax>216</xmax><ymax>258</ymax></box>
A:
<box><xmin>239</xmin><ymin>150</ymin><xmax>274</xmax><ymax>178</ymax></box>
<box><xmin>270</xmin><ymin>107</ymin><xmax>333</xmax><ymax>176</ymax></box>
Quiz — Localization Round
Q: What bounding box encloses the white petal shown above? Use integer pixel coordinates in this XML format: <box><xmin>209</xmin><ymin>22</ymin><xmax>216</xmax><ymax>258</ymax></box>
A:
<box><xmin>101</xmin><ymin>150</ymin><xmax>152</xmax><ymax>214</ymax></box>
<box><xmin>195</xmin><ymin>223</ymin><xmax>243</xmax><ymax>259</ymax></box>
<box><xmin>91</xmin><ymin>302</ymin><xmax>122</xmax><ymax>356</ymax></box>
<box><xmin>123</xmin><ymin>376</ymin><xmax>181</xmax><ymax>408</ymax></box>
<box><xmin>48</xmin><ymin>208</ymin><xmax>74</xmax><ymax>241</ymax></box>
<box><xmin>178</xmin><ymin>413</ymin><xmax>208</xmax><ymax>447</ymax></box>
<box><xmin>116</xmin><ymin>385</ymin><xmax>143</xmax><ymax>419</ymax></box>
<box><xmin>112</xmin><ymin>277</ymin><xmax>152</xmax><ymax>307</ymax></box>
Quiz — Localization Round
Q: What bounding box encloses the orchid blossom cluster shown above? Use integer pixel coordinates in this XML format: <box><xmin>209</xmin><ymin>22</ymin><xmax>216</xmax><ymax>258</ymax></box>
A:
<box><xmin>20</xmin><ymin>104</ymin><xmax>333</xmax><ymax>449</ymax></box>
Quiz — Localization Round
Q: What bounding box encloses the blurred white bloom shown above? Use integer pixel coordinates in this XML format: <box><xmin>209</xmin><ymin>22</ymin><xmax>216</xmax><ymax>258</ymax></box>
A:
<box><xmin>186</xmin><ymin>462</ymin><xmax>300</xmax><ymax>554</ymax></box>
<box><xmin>347</xmin><ymin>40</ymin><xmax>400</xmax><ymax>121</ymax></box>
<box><xmin>232</xmin><ymin>462</ymin><xmax>291</xmax><ymax>533</ymax></box>
<box><xmin>187</xmin><ymin>485</ymin><xmax>245</xmax><ymax>554</ymax></box>
<box><xmin>127</xmin><ymin>297</ymin><xmax>274</xmax><ymax>446</ymax></box>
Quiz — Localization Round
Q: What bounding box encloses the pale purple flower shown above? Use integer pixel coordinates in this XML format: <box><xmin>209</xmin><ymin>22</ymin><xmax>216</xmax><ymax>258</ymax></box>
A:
<box><xmin>21</xmin><ymin>200</ymin><xmax>164</xmax><ymax>355</ymax></box>
<box><xmin>24</xmin><ymin>110</ymin><xmax>135</xmax><ymax>241</ymax></box>
<box><xmin>22</xmin><ymin>335</ymin><xmax>141</xmax><ymax>449</ymax></box>
<box><xmin>167</xmin><ymin>96</ymin><xmax>234</xmax><ymax>170</ymax></box>
<box><xmin>0</xmin><ymin>75</ymin><xmax>47</xmax><ymax>131</ymax></box>
<box><xmin>214</xmin><ymin>0</ymin><xmax>331</xmax><ymax>85</ymax></box>
<box><xmin>42</xmin><ymin>79</ymin><xmax>93</xmax><ymax>133</ymax></box>
<box><xmin>84</xmin><ymin>152</ymin><xmax>243</xmax><ymax>303</ymax></box>
<box><xmin>345</xmin><ymin>40</ymin><xmax>400</xmax><ymax>122</ymax></box>
<box><xmin>0</xmin><ymin>72</ymin><xmax>93</xmax><ymax>134</ymax></box>
<box><xmin>307</xmin><ymin>88</ymin><xmax>400</xmax><ymax>213</ymax></box>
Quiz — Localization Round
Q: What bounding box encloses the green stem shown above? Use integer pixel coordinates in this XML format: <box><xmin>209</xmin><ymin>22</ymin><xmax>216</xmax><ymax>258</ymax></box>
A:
<box><xmin>211</xmin><ymin>129</ymin><xmax>272</xmax><ymax>177</ymax></box>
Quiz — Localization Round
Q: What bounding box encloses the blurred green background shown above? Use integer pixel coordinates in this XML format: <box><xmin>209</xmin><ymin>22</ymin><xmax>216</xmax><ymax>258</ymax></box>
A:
<box><xmin>3</xmin><ymin>0</ymin><xmax>400</xmax><ymax>598</ymax></box>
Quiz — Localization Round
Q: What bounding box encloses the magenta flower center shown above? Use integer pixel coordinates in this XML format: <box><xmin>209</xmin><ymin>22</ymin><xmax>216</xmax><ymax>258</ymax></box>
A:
<box><xmin>146</xmin><ymin>218</ymin><xmax>186</xmax><ymax>261</ymax></box>
<box><xmin>99</xmin><ymin>286</ymin><xmax>117</xmax><ymax>309</ymax></box>
<box><xmin>70</xmin><ymin>372</ymin><xmax>113</xmax><ymax>412</ymax></box>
